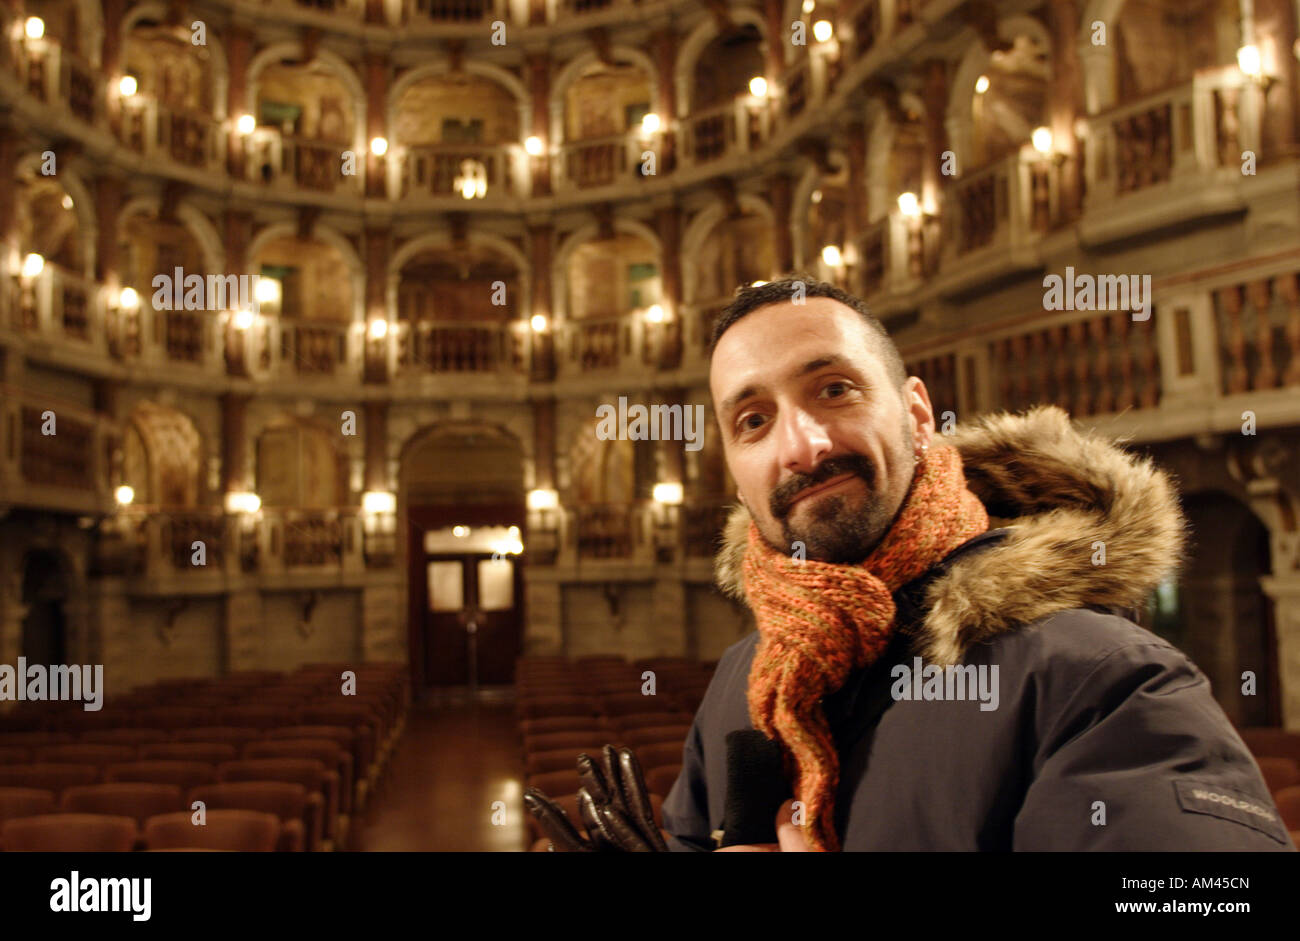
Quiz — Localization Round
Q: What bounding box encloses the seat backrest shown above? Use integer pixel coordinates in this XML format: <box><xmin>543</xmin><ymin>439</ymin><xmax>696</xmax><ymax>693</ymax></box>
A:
<box><xmin>0</xmin><ymin>763</ymin><xmax>100</xmax><ymax>793</ymax></box>
<box><xmin>1</xmin><ymin>813</ymin><xmax>138</xmax><ymax>852</ymax></box>
<box><xmin>0</xmin><ymin>786</ymin><xmax>57</xmax><ymax>826</ymax></box>
<box><xmin>104</xmin><ymin>760</ymin><xmax>215</xmax><ymax>791</ymax></box>
<box><xmin>140</xmin><ymin>743</ymin><xmax>239</xmax><ymax>764</ymax></box>
<box><xmin>524</xmin><ymin>731</ymin><xmax>612</xmax><ymax>753</ymax></box>
<box><xmin>78</xmin><ymin>729</ymin><xmax>170</xmax><ymax>747</ymax></box>
<box><xmin>1273</xmin><ymin>785</ymin><xmax>1300</xmax><ymax>830</ymax></box>
<box><xmin>172</xmin><ymin>727</ymin><xmax>263</xmax><ymax>747</ymax></box>
<box><xmin>0</xmin><ymin>732</ymin><xmax>75</xmax><ymax>747</ymax></box>
<box><xmin>1257</xmin><ymin>757</ymin><xmax>1300</xmax><ymax>794</ymax></box>
<box><xmin>188</xmin><ymin>781</ymin><xmax>307</xmax><ymax>820</ymax></box>
<box><xmin>631</xmin><ymin>741</ymin><xmax>684</xmax><ymax>771</ymax></box>
<box><xmin>644</xmin><ymin>763</ymin><xmax>682</xmax><ymax>799</ymax></box>
<box><xmin>142</xmin><ymin>809</ymin><xmax>280</xmax><ymax>851</ymax></box>
<box><xmin>244</xmin><ymin>739</ymin><xmax>343</xmax><ymax>767</ymax></box>
<box><xmin>36</xmin><ymin>744</ymin><xmax>137</xmax><ymax>765</ymax></box>
<box><xmin>220</xmin><ymin>706</ymin><xmax>299</xmax><ymax>730</ymax></box>
<box><xmin>215</xmin><ymin>758</ymin><xmax>327</xmax><ymax>790</ymax></box>
<box><xmin>0</xmin><ymin>745</ymin><xmax>31</xmax><ymax>765</ymax></box>
<box><xmin>60</xmin><ymin>783</ymin><xmax>186</xmax><ymax>825</ymax></box>
<box><xmin>619</xmin><ymin>726</ymin><xmax>691</xmax><ymax>748</ymax></box>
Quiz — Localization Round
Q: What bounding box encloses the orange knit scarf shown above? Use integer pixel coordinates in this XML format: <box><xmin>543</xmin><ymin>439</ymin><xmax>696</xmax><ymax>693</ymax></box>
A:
<box><xmin>742</xmin><ymin>442</ymin><xmax>989</xmax><ymax>851</ymax></box>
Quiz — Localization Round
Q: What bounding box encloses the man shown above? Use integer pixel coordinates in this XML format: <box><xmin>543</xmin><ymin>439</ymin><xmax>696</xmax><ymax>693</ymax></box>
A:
<box><xmin>526</xmin><ymin>275</ymin><xmax>1295</xmax><ymax>852</ymax></box>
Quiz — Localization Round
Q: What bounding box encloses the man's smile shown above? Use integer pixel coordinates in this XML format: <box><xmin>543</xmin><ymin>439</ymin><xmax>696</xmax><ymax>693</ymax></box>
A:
<box><xmin>785</xmin><ymin>473</ymin><xmax>860</xmax><ymax>512</ymax></box>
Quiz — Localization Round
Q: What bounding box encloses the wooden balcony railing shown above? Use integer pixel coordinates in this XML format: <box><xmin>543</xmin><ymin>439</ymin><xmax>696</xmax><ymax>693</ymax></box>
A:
<box><xmin>683</xmin><ymin>504</ymin><xmax>731</xmax><ymax>558</ymax></box>
<box><xmin>12</xmin><ymin>39</ymin><xmax>100</xmax><ymax>125</ymax></box>
<box><xmin>397</xmin><ymin>321</ymin><xmax>511</xmax><ymax>373</ymax></box>
<box><xmin>687</xmin><ymin>102</ymin><xmax>736</xmax><ymax>164</ymax></box>
<box><xmin>245</xmin><ymin>130</ymin><xmax>358</xmax><ymax>194</ymax></box>
<box><xmin>168</xmin><ymin>512</ymin><xmax>226</xmax><ymax>570</ymax></box>
<box><xmin>1214</xmin><ymin>275</ymin><xmax>1300</xmax><ymax>396</ymax></box>
<box><xmin>945</xmin><ymin>152</ymin><xmax>1058</xmax><ymax>263</ymax></box>
<box><xmin>559</xmin><ymin>133</ymin><xmax>643</xmax><ymax>189</ymax></box>
<box><xmin>574</xmin><ymin>504</ymin><xmax>637</xmax><ymax>559</ymax></box>
<box><xmin>279</xmin><ymin>321</ymin><xmax>350</xmax><ymax>376</ymax></box>
<box><xmin>399</xmin><ymin>144</ymin><xmax>513</xmax><ymax>198</ymax></box>
<box><xmin>164</xmin><ymin>310</ymin><xmax>205</xmax><ymax>363</ymax></box>
<box><xmin>407</xmin><ymin>0</ymin><xmax>497</xmax><ymax>21</ymax></box>
<box><xmin>1082</xmin><ymin>68</ymin><xmax>1252</xmax><ymax>209</ymax></box>
<box><xmin>117</xmin><ymin>100</ymin><xmax>222</xmax><ymax>171</ymax></box>
<box><xmin>566</xmin><ymin>316</ymin><xmax>629</xmax><ymax>371</ymax></box>
<box><xmin>282</xmin><ymin>512</ymin><xmax>346</xmax><ymax>568</ymax></box>
<box><xmin>20</xmin><ymin>405</ymin><xmax>96</xmax><ymax>490</ymax></box>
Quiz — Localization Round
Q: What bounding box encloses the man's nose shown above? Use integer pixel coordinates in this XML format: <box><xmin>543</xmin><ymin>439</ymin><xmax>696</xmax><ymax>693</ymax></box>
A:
<box><xmin>775</xmin><ymin>405</ymin><xmax>832</xmax><ymax>476</ymax></box>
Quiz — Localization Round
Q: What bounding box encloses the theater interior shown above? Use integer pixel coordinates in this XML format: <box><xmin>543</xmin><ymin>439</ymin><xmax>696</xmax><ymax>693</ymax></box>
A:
<box><xmin>0</xmin><ymin>0</ymin><xmax>1299</xmax><ymax>853</ymax></box>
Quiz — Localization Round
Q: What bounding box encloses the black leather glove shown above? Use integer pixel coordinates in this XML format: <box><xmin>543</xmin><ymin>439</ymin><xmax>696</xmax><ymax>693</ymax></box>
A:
<box><xmin>524</xmin><ymin>744</ymin><xmax>670</xmax><ymax>852</ymax></box>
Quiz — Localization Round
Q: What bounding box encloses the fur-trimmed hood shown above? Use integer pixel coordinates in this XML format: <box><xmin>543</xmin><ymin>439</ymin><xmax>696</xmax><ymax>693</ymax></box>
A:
<box><xmin>714</xmin><ymin>406</ymin><xmax>1187</xmax><ymax>666</ymax></box>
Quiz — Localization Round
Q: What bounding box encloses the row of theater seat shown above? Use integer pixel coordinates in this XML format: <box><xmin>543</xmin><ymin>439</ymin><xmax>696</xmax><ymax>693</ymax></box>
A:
<box><xmin>516</xmin><ymin>655</ymin><xmax>716</xmax><ymax>850</ymax></box>
<box><xmin>0</xmin><ymin>662</ymin><xmax>409</xmax><ymax>851</ymax></box>
<box><xmin>1238</xmin><ymin>728</ymin><xmax>1300</xmax><ymax>848</ymax></box>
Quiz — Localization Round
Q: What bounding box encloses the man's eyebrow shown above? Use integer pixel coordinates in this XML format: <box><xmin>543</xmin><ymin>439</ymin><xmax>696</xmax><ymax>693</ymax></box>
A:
<box><xmin>718</xmin><ymin>354</ymin><xmax>853</xmax><ymax>417</ymax></box>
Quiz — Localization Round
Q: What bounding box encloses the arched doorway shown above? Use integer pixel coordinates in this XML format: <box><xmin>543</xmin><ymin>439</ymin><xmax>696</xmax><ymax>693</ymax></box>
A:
<box><xmin>399</xmin><ymin>424</ymin><xmax>525</xmax><ymax>696</ymax></box>
<box><xmin>1151</xmin><ymin>491</ymin><xmax>1278</xmax><ymax>727</ymax></box>
<box><xmin>21</xmin><ymin>549</ymin><xmax>70</xmax><ymax>666</ymax></box>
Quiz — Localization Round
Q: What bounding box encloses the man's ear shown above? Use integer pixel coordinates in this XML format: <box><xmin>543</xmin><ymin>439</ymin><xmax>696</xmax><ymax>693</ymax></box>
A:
<box><xmin>903</xmin><ymin>376</ymin><xmax>936</xmax><ymax>450</ymax></box>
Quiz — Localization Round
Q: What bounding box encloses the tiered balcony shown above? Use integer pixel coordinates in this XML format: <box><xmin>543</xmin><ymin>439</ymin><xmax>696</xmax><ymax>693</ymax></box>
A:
<box><xmin>1079</xmin><ymin>68</ymin><xmax>1258</xmax><ymax>244</ymax></box>
<box><xmin>9</xmin><ymin>34</ymin><xmax>100</xmax><ymax>126</ymax></box>
<box><xmin>397</xmin><ymin>143</ymin><xmax>518</xmax><ymax>198</ymax></box>
<box><xmin>116</xmin><ymin>99</ymin><xmax>224</xmax><ymax>173</ymax></box>
<box><xmin>395</xmin><ymin>320</ymin><xmax>528</xmax><ymax>375</ymax></box>
<box><xmin>683</xmin><ymin>99</ymin><xmax>772</xmax><ymax>167</ymax></box>
<box><xmin>405</xmin><ymin>0</ymin><xmax>505</xmax><ymax>22</ymax></box>
<box><xmin>558</xmin><ymin>132</ymin><xmax>652</xmax><ymax>191</ymax></box>
<box><xmin>94</xmin><ymin>508</ymin><xmax>367</xmax><ymax>584</ymax></box>
<box><xmin>243</xmin><ymin>129</ymin><xmax>363</xmax><ymax>196</ymax></box>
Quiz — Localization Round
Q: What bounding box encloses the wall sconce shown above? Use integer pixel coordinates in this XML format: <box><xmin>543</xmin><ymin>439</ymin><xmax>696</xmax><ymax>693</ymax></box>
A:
<box><xmin>24</xmin><ymin>16</ymin><xmax>44</xmax><ymax>39</ymax></box>
<box><xmin>255</xmin><ymin>277</ymin><xmax>281</xmax><ymax>310</ymax></box>
<box><xmin>367</xmin><ymin>318</ymin><xmax>389</xmax><ymax>340</ymax></box>
<box><xmin>821</xmin><ymin>244</ymin><xmax>843</xmax><ymax>267</ymax></box>
<box><xmin>21</xmin><ymin>252</ymin><xmax>45</xmax><ymax>279</ymax></box>
<box><xmin>644</xmin><ymin>304</ymin><xmax>665</xmax><ymax>324</ymax></box>
<box><xmin>530</xmin><ymin>314</ymin><xmax>549</xmax><ymax>332</ymax></box>
<box><xmin>1030</xmin><ymin>126</ymin><xmax>1067</xmax><ymax>166</ymax></box>
<box><xmin>114</xmin><ymin>485</ymin><xmax>135</xmax><ymax>506</ymax></box>
<box><xmin>640</xmin><ymin>113</ymin><xmax>661</xmax><ymax>135</ymax></box>
<box><xmin>369</xmin><ymin>136</ymin><xmax>388</xmax><ymax>157</ymax></box>
<box><xmin>362</xmin><ymin>490</ymin><xmax>396</xmax><ymax>515</ymax></box>
<box><xmin>813</xmin><ymin>20</ymin><xmax>833</xmax><ymax>42</ymax></box>
<box><xmin>652</xmin><ymin>481</ymin><xmax>683</xmax><ymax>559</ymax></box>
<box><xmin>118</xmin><ymin>75</ymin><xmax>138</xmax><ymax>97</ymax></box>
<box><xmin>897</xmin><ymin>191</ymin><xmax>921</xmax><ymax>218</ymax></box>
<box><xmin>224</xmin><ymin>491</ymin><xmax>261</xmax><ymax>514</ymax></box>
<box><xmin>452</xmin><ymin>525</ymin><xmax>470</xmax><ymax>538</ymax></box>
<box><xmin>749</xmin><ymin>76</ymin><xmax>768</xmax><ymax>98</ymax></box>
<box><xmin>524</xmin><ymin>135</ymin><xmax>544</xmax><ymax>156</ymax></box>
<box><xmin>361</xmin><ymin>490</ymin><xmax>396</xmax><ymax>547</ymax></box>
<box><xmin>1237</xmin><ymin>44</ymin><xmax>1276</xmax><ymax>91</ymax></box>
<box><xmin>975</xmin><ymin>74</ymin><xmax>990</xmax><ymax>94</ymax></box>
<box><xmin>236</xmin><ymin>114</ymin><xmax>256</xmax><ymax>135</ymax></box>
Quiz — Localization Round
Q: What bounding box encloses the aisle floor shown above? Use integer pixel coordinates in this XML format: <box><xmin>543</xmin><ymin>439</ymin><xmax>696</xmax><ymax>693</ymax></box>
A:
<box><xmin>353</xmin><ymin>700</ymin><xmax>530</xmax><ymax>852</ymax></box>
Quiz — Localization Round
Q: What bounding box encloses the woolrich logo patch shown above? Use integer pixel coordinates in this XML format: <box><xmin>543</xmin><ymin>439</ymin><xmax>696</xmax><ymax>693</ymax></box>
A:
<box><xmin>1172</xmin><ymin>780</ymin><xmax>1289</xmax><ymax>844</ymax></box>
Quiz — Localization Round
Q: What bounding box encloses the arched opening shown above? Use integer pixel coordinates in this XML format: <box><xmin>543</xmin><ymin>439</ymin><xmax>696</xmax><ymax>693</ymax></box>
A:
<box><xmin>1151</xmin><ymin>491</ymin><xmax>1278</xmax><ymax>726</ymax></box>
<box><xmin>693</xmin><ymin>211</ymin><xmax>776</xmax><ymax>305</ymax></box>
<box><xmin>21</xmin><ymin>549</ymin><xmax>70</xmax><ymax>666</ymax></box>
<box><xmin>392</xmin><ymin>73</ymin><xmax>521</xmax><ymax>197</ymax></box>
<box><xmin>399</xmin><ymin>425</ymin><xmax>525</xmax><ymax>695</ymax></box>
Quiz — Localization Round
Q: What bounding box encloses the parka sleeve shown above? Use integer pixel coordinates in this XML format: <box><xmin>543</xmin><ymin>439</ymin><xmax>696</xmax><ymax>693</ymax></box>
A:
<box><xmin>660</xmin><ymin>718</ymin><xmax>714</xmax><ymax>852</ymax></box>
<box><xmin>1012</xmin><ymin>640</ymin><xmax>1296</xmax><ymax>851</ymax></box>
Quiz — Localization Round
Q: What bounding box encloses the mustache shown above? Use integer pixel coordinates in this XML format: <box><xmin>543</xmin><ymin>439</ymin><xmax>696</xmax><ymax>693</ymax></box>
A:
<box><xmin>770</xmin><ymin>454</ymin><xmax>876</xmax><ymax>518</ymax></box>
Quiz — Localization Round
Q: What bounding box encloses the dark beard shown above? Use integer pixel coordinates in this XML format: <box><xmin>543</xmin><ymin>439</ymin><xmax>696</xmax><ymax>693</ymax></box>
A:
<box><xmin>770</xmin><ymin>424</ymin><xmax>915</xmax><ymax>564</ymax></box>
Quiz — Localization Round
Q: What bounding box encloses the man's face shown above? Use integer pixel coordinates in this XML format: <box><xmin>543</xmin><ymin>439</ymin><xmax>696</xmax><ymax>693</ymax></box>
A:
<box><xmin>709</xmin><ymin>298</ymin><xmax>935</xmax><ymax>564</ymax></box>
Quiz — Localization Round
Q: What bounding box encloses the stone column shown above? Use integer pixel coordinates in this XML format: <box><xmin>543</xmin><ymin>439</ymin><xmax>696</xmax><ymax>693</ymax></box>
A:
<box><xmin>1256</xmin><ymin>0</ymin><xmax>1299</xmax><ymax>157</ymax></box>
<box><xmin>0</xmin><ymin>113</ymin><xmax>16</xmax><ymax>267</ymax></box>
<box><xmin>364</xmin><ymin>52</ymin><xmax>389</xmax><ymax>198</ymax></box>
<box><xmin>364</xmin><ymin>401</ymin><xmax>388</xmax><ymax>492</ymax></box>
<box><xmin>220</xmin><ymin>393</ymin><xmax>250</xmax><ymax>495</ymax></box>
<box><xmin>1046</xmin><ymin>0</ymin><xmax>1085</xmax><ymax>222</ymax></box>
<box><xmin>654</xmin><ymin>204</ymin><xmax>683</xmax><ymax>367</ymax></box>
<box><xmin>364</xmin><ymin>226</ymin><xmax>390</xmax><ymax>383</ymax></box>
<box><xmin>919</xmin><ymin>59</ymin><xmax>948</xmax><ymax>217</ymax></box>
<box><xmin>94</xmin><ymin>176</ymin><xmax>123</xmax><ymax>286</ymax></box>
<box><xmin>527</xmin><ymin>222</ymin><xmax>555</xmax><ymax>379</ymax></box>
<box><xmin>1261</xmin><ymin>575</ymin><xmax>1300</xmax><ymax>730</ymax></box>
<box><xmin>764</xmin><ymin>0</ymin><xmax>786</xmax><ymax>82</ymax></box>
<box><xmin>526</xmin><ymin>53</ymin><xmax>552</xmax><ymax>197</ymax></box>
<box><xmin>770</xmin><ymin>173</ymin><xmax>794</xmax><ymax>273</ymax></box>
<box><xmin>651</xmin><ymin>29</ymin><xmax>678</xmax><ymax>174</ymax></box>
<box><xmin>846</xmin><ymin>119</ymin><xmax>867</xmax><ymax>243</ymax></box>
<box><xmin>225</xmin><ymin>27</ymin><xmax>253</xmax><ymax>176</ymax></box>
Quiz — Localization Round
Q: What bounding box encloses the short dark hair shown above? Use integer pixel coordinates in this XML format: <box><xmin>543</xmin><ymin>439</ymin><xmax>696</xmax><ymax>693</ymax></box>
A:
<box><xmin>707</xmin><ymin>272</ymin><xmax>908</xmax><ymax>390</ymax></box>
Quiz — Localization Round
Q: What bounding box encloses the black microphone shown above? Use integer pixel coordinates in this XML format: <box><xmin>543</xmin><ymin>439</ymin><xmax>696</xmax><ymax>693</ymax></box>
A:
<box><xmin>717</xmin><ymin>729</ymin><xmax>792</xmax><ymax>847</ymax></box>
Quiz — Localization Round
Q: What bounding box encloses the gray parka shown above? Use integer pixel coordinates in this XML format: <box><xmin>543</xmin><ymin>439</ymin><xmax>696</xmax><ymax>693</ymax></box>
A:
<box><xmin>662</xmin><ymin>407</ymin><xmax>1296</xmax><ymax>851</ymax></box>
